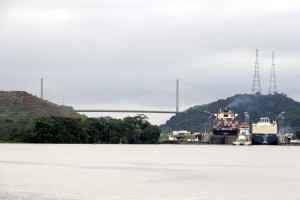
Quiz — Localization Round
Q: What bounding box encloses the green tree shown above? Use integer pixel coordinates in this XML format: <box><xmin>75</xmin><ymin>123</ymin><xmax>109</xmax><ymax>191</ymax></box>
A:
<box><xmin>0</xmin><ymin>114</ymin><xmax>160</xmax><ymax>144</ymax></box>
<box><xmin>295</xmin><ymin>130</ymin><xmax>300</xmax><ymax>139</ymax></box>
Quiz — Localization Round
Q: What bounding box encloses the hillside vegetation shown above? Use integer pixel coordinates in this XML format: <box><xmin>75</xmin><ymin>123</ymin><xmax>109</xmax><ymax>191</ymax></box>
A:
<box><xmin>0</xmin><ymin>115</ymin><xmax>160</xmax><ymax>144</ymax></box>
<box><xmin>0</xmin><ymin>91</ymin><xmax>82</xmax><ymax>118</ymax></box>
<box><xmin>0</xmin><ymin>91</ymin><xmax>160</xmax><ymax>144</ymax></box>
<box><xmin>162</xmin><ymin>93</ymin><xmax>300</xmax><ymax>133</ymax></box>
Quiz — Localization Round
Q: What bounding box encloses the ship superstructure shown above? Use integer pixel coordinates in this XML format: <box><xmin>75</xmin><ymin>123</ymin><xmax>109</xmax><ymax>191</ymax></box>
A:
<box><xmin>233</xmin><ymin>122</ymin><xmax>252</xmax><ymax>145</ymax></box>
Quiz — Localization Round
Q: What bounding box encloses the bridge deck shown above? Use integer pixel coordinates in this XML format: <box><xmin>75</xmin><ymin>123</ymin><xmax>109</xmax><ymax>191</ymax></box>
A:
<box><xmin>74</xmin><ymin>110</ymin><xmax>180</xmax><ymax>114</ymax></box>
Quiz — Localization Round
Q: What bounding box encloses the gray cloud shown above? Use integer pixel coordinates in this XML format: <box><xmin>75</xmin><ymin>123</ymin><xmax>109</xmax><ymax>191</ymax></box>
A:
<box><xmin>1</xmin><ymin>0</ymin><xmax>300</xmax><ymax>124</ymax></box>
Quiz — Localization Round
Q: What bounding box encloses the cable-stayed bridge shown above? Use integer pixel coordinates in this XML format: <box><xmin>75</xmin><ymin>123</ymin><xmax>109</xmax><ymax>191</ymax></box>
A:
<box><xmin>74</xmin><ymin>80</ymin><xmax>180</xmax><ymax>114</ymax></box>
<box><xmin>24</xmin><ymin>79</ymin><xmax>203</xmax><ymax>114</ymax></box>
<box><xmin>24</xmin><ymin>79</ymin><xmax>206</xmax><ymax>115</ymax></box>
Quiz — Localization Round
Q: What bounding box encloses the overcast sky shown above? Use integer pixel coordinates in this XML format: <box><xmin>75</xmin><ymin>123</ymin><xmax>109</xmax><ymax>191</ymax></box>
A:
<box><xmin>1</xmin><ymin>0</ymin><xmax>300</xmax><ymax>124</ymax></box>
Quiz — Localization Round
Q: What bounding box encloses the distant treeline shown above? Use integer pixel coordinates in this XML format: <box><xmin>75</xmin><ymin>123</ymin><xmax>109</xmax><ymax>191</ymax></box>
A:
<box><xmin>0</xmin><ymin>115</ymin><xmax>160</xmax><ymax>144</ymax></box>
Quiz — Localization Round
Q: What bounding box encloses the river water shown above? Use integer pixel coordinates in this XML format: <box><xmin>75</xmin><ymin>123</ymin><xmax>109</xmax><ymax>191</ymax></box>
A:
<box><xmin>0</xmin><ymin>144</ymin><xmax>299</xmax><ymax>200</ymax></box>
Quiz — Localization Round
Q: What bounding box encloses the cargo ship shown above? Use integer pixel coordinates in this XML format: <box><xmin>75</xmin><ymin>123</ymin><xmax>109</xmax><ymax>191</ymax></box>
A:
<box><xmin>252</xmin><ymin>117</ymin><xmax>278</xmax><ymax>145</ymax></box>
<box><xmin>213</xmin><ymin>107</ymin><xmax>239</xmax><ymax>136</ymax></box>
<box><xmin>211</xmin><ymin>107</ymin><xmax>239</xmax><ymax>144</ymax></box>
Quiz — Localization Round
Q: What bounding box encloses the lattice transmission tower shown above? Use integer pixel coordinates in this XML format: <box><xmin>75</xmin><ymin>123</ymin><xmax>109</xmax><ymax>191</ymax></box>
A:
<box><xmin>268</xmin><ymin>51</ymin><xmax>277</xmax><ymax>94</ymax></box>
<box><xmin>251</xmin><ymin>49</ymin><xmax>262</xmax><ymax>94</ymax></box>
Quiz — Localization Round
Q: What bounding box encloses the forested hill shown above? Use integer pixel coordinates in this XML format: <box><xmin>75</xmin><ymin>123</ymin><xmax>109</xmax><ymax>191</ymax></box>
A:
<box><xmin>162</xmin><ymin>93</ymin><xmax>300</xmax><ymax>133</ymax></box>
<box><xmin>0</xmin><ymin>91</ymin><xmax>161</xmax><ymax>144</ymax></box>
<box><xmin>0</xmin><ymin>91</ymin><xmax>82</xmax><ymax>118</ymax></box>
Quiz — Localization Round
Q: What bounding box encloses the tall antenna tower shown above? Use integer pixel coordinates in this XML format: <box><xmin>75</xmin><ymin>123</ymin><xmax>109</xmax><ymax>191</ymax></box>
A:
<box><xmin>251</xmin><ymin>49</ymin><xmax>262</xmax><ymax>94</ymax></box>
<box><xmin>40</xmin><ymin>78</ymin><xmax>44</xmax><ymax>99</ymax></box>
<box><xmin>176</xmin><ymin>79</ymin><xmax>179</xmax><ymax>112</ymax></box>
<box><xmin>268</xmin><ymin>51</ymin><xmax>277</xmax><ymax>94</ymax></box>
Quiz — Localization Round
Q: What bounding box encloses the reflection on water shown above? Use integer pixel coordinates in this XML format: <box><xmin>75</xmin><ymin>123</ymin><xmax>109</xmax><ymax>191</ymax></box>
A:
<box><xmin>0</xmin><ymin>144</ymin><xmax>300</xmax><ymax>200</ymax></box>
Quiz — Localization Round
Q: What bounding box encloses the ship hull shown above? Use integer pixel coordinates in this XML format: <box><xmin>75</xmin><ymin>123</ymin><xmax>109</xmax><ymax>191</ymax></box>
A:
<box><xmin>252</xmin><ymin>134</ymin><xmax>278</xmax><ymax>145</ymax></box>
<box><xmin>213</xmin><ymin>129</ymin><xmax>238</xmax><ymax>136</ymax></box>
<box><xmin>211</xmin><ymin>135</ymin><xmax>236</xmax><ymax>144</ymax></box>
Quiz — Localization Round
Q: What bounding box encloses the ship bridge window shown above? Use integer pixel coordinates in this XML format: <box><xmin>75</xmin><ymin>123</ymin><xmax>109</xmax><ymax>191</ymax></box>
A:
<box><xmin>224</xmin><ymin>114</ymin><xmax>228</xmax><ymax>117</ymax></box>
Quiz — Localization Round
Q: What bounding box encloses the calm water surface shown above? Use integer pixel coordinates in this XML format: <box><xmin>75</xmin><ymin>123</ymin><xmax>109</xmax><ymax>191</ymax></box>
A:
<box><xmin>0</xmin><ymin>144</ymin><xmax>299</xmax><ymax>200</ymax></box>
